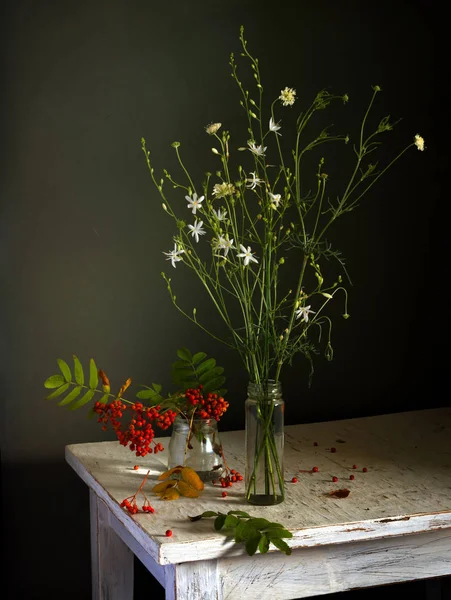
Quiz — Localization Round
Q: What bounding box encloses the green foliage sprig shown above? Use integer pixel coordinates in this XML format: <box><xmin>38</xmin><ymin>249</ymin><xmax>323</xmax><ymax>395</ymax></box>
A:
<box><xmin>188</xmin><ymin>509</ymin><xmax>293</xmax><ymax>556</ymax></box>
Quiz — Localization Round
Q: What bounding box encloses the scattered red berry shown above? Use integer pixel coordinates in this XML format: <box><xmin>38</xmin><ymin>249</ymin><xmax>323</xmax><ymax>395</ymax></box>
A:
<box><xmin>133</xmin><ymin>465</ymin><xmax>139</xmax><ymax>470</ymax></box>
<box><xmin>331</xmin><ymin>447</ymin><xmax>337</xmax><ymax>453</ymax></box>
<box><xmin>352</xmin><ymin>464</ymin><xmax>357</xmax><ymax>469</ymax></box>
<box><xmin>165</xmin><ymin>530</ymin><xmax>173</xmax><ymax>537</ymax></box>
<box><xmin>212</xmin><ymin>480</ymin><xmax>216</xmax><ymax>485</ymax></box>
<box><xmin>313</xmin><ymin>441</ymin><xmax>318</xmax><ymax>447</ymax></box>
<box><xmin>221</xmin><ymin>491</ymin><xmax>227</xmax><ymax>497</ymax></box>
<box><xmin>362</xmin><ymin>467</ymin><xmax>368</xmax><ymax>473</ymax></box>
<box><xmin>291</xmin><ymin>477</ymin><xmax>298</xmax><ymax>483</ymax></box>
<box><xmin>332</xmin><ymin>476</ymin><xmax>338</xmax><ymax>482</ymax></box>
<box><xmin>312</xmin><ymin>466</ymin><xmax>319</xmax><ymax>473</ymax></box>
<box><xmin>350</xmin><ymin>475</ymin><xmax>355</xmax><ymax>480</ymax></box>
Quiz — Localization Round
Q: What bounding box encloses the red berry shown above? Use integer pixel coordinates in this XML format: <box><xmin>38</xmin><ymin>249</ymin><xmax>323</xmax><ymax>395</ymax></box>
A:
<box><xmin>331</xmin><ymin>447</ymin><xmax>337</xmax><ymax>453</ymax></box>
<box><xmin>352</xmin><ymin>464</ymin><xmax>357</xmax><ymax>469</ymax></box>
<box><xmin>212</xmin><ymin>480</ymin><xmax>216</xmax><ymax>485</ymax></box>
<box><xmin>313</xmin><ymin>442</ymin><xmax>318</xmax><ymax>447</ymax></box>
<box><xmin>291</xmin><ymin>477</ymin><xmax>298</xmax><ymax>483</ymax></box>
<box><xmin>332</xmin><ymin>476</ymin><xmax>338</xmax><ymax>482</ymax></box>
<box><xmin>133</xmin><ymin>465</ymin><xmax>139</xmax><ymax>470</ymax></box>
<box><xmin>350</xmin><ymin>475</ymin><xmax>355</xmax><ymax>480</ymax></box>
<box><xmin>312</xmin><ymin>466</ymin><xmax>319</xmax><ymax>473</ymax></box>
<box><xmin>221</xmin><ymin>491</ymin><xmax>227</xmax><ymax>497</ymax></box>
<box><xmin>165</xmin><ymin>529</ymin><xmax>173</xmax><ymax>537</ymax></box>
<box><xmin>362</xmin><ymin>467</ymin><xmax>368</xmax><ymax>472</ymax></box>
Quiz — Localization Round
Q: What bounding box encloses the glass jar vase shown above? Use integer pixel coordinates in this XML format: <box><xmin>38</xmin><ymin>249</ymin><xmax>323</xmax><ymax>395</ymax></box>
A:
<box><xmin>245</xmin><ymin>380</ymin><xmax>284</xmax><ymax>505</ymax></box>
<box><xmin>167</xmin><ymin>416</ymin><xmax>224</xmax><ymax>481</ymax></box>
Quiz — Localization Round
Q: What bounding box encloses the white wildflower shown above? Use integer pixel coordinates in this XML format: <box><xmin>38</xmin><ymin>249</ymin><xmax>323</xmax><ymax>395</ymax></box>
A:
<box><xmin>212</xmin><ymin>208</ymin><xmax>227</xmax><ymax>221</ymax></box>
<box><xmin>248</xmin><ymin>141</ymin><xmax>267</xmax><ymax>156</ymax></box>
<box><xmin>185</xmin><ymin>192</ymin><xmax>204</xmax><ymax>215</ymax></box>
<box><xmin>215</xmin><ymin>235</ymin><xmax>235</xmax><ymax>258</ymax></box>
<box><xmin>295</xmin><ymin>305</ymin><xmax>316</xmax><ymax>323</ymax></box>
<box><xmin>279</xmin><ymin>87</ymin><xmax>296</xmax><ymax>106</ymax></box>
<box><xmin>188</xmin><ymin>219</ymin><xmax>206</xmax><ymax>243</ymax></box>
<box><xmin>162</xmin><ymin>243</ymin><xmax>185</xmax><ymax>268</ymax></box>
<box><xmin>237</xmin><ymin>244</ymin><xmax>259</xmax><ymax>266</ymax></box>
<box><xmin>269</xmin><ymin>192</ymin><xmax>281</xmax><ymax>208</ymax></box>
<box><xmin>246</xmin><ymin>172</ymin><xmax>263</xmax><ymax>190</ymax></box>
<box><xmin>414</xmin><ymin>134</ymin><xmax>425</xmax><ymax>151</ymax></box>
<box><xmin>205</xmin><ymin>122</ymin><xmax>222</xmax><ymax>135</ymax></box>
<box><xmin>269</xmin><ymin>117</ymin><xmax>282</xmax><ymax>135</ymax></box>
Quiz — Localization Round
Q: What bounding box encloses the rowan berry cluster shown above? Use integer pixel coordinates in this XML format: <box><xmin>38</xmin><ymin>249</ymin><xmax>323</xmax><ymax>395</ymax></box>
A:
<box><xmin>184</xmin><ymin>386</ymin><xmax>229</xmax><ymax>421</ymax></box>
<box><xmin>93</xmin><ymin>400</ymin><xmax>177</xmax><ymax>457</ymax></box>
<box><xmin>120</xmin><ymin>470</ymin><xmax>155</xmax><ymax>515</ymax></box>
<box><xmin>213</xmin><ymin>468</ymin><xmax>243</xmax><ymax>489</ymax></box>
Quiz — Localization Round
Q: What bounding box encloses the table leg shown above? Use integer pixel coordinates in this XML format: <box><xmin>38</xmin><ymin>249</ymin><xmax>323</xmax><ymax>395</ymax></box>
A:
<box><xmin>164</xmin><ymin>560</ymin><xmax>223</xmax><ymax>600</ymax></box>
<box><xmin>90</xmin><ymin>489</ymin><xmax>134</xmax><ymax>600</ymax></box>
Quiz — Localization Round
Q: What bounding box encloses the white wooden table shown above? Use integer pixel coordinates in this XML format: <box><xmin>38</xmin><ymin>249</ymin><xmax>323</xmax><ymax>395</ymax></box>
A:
<box><xmin>66</xmin><ymin>407</ymin><xmax>451</xmax><ymax>599</ymax></box>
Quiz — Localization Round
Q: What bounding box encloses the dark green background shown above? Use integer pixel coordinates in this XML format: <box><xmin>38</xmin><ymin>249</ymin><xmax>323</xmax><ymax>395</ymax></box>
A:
<box><xmin>1</xmin><ymin>1</ymin><xmax>448</xmax><ymax>598</ymax></box>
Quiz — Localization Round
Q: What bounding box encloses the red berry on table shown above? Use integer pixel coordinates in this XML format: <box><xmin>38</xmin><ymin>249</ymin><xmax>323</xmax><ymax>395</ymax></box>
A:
<box><xmin>353</xmin><ymin>464</ymin><xmax>357</xmax><ymax>469</ymax></box>
<box><xmin>332</xmin><ymin>476</ymin><xmax>338</xmax><ymax>482</ymax></box>
<box><xmin>133</xmin><ymin>465</ymin><xmax>139</xmax><ymax>470</ymax></box>
<box><xmin>362</xmin><ymin>467</ymin><xmax>368</xmax><ymax>472</ymax></box>
<box><xmin>221</xmin><ymin>491</ymin><xmax>227</xmax><ymax>497</ymax></box>
<box><xmin>165</xmin><ymin>530</ymin><xmax>173</xmax><ymax>537</ymax></box>
<box><xmin>291</xmin><ymin>477</ymin><xmax>298</xmax><ymax>483</ymax></box>
<box><xmin>331</xmin><ymin>447</ymin><xmax>337</xmax><ymax>453</ymax></box>
<box><xmin>350</xmin><ymin>475</ymin><xmax>355</xmax><ymax>480</ymax></box>
<box><xmin>313</xmin><ymin>442</ymin><xmax>318</xmax><ymax>447</ymax></box>
<box><xmin>312</xmin><ymin>466</ymin><xmax>319</xmax><ymax>473</ymax></box>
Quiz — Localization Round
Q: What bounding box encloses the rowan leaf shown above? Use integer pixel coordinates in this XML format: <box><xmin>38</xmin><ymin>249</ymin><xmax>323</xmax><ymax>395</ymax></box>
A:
<box><xmin>57</xmin><ymin>359</ymin><xmax>72</xmax><ymax>383</ymax></box>
<box><xmin>270</xmin><ymin>538</ymin><xmax>292</xmax><ymax>555</ymax></box>
<box><xmin>202</xmin><ymin>376</ymin><xmax>226</xmax><ymax>394</ymax></box>
<box><xmin>177</xmin><ymin>481</ymin><xmax>200</xmax><ymax>498</ymax></box>
<box><xmin>152</xmin><ymin>480</ymin><xmax>177</xmax><ymax>494</ymax></box>
<box><xmin>245</xmin><ymin>533</ymin><xmax>261</xmax><ymax>556</ymax></box>
<box><xmin>198</xmin><ymin>367</ymin><xmax>224</xmax><ymax>384</ymax></box>
<box><xmin>258</xmin><ymin>534</ymin><xmax>270</xmax><ymax>554</ymax></box>
<box><xmin>176</xmin><ymin>348</ymin><xmax>192</xmax><ymax>362</ymax></box>
<box><xmin>214</xmin><ymin>514</ymin><xmax>227</xmax><ymax>531</ymax></box>
<box><xmin>158</xmin><ymin>466</ymin><xmax>183</xmax><ymax>480</ymax></box>
<box><xmin>160</xmin><ymin>487</ymin><xmax>181</xmax><ymax>501</ymax></box>
<box><xmin>192</xmin><ymin>352</ymin><xmax>207</xmax><ymax>364</ymax></box>
<box><xmin>58</xmin><ymin>385</ymin><xmax>82</xmax><ymax>406</ymax></box>
<box><xmin>188</xmin><ymin>511</ymin><xmax>219</xmax><ymax>522</ymax></box>
<box><xmin>223</xmin><ymin>515</ymin><xmax>240</xmax><ymax>529</ymax></box>
<box><xmin>69</xmin><ymin>388</ymin><xmax>96</xmax><ymax>410</ymax></box>
<box><xmin>180</xmin><ymin>467</ymin><xmax>204</xmax><ymax>491</ymax></box>
<box><xmin>73</xmin><ymin>355</ymin><xmax>84</xmax><ymax>386</ymax></box>
<box><xmin>196</xmin><ymin>358</ymin><xmax>216</xmax><ymax>375</ymax></box>
<box><xmin>44</xmin><ymin>374</ymin><xmax>65</xmax><ymax>389</ymax></box>
<box><xmin>89</xmin><ymin>358</ymin><xmax>98</xmax><ymax>389</ymax></box>
<box><xmin>46</xmin><ymin>383</ymin><xmax>70</xmax><ymax>399</ymax></box>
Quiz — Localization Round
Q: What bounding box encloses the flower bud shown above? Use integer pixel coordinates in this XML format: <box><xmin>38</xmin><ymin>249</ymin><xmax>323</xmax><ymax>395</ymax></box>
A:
<box><xmin>211</xmin><ymin>148</ymin><xmax>220</xmax><ymax>155</ymax></box>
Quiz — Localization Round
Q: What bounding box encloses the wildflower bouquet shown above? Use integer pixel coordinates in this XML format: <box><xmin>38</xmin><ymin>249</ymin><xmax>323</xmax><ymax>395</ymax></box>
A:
<box><xmin>141</xmin><ymin>27</ymin><xmax>425</xmax><ymax>503</ymax></box>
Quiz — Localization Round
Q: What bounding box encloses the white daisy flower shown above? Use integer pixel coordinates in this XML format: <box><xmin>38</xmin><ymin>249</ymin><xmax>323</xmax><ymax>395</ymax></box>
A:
<box><xmin>237</xmin><ymin>244</ymin><xmax>259</xmax><ymax>266</ymax></box>
<box><xmin>188</xmin><ymin>219</ymin><xmax>206</xmax><ymax>243</ymax></box>
<box><xmin>248</xmin><ymin>141</ymin><xmax>267</xmax><ymax>156</ymax></box>
<box><xmin>279</xmin><ymin>87</ymin><xmax>296</xmax><ymax>106</ymax></box>
<box><xmin>269</xmin><ymin>192</ymin><xmax>281</xmax><ymax>208</ymax></box>
<box><xmin>414</xmin><ymin>134</ymin><xmax>425</xmax><ymax>151</ymax></box>
<box><xmin>162</xmin><ymin>243</ymin><xmax>185</xmax><ymax>268</ymax></box>
<box><xmin>269</xmin><ymin>117</ymin><xmax>282</xmax><ymax>135</ymax></box>
<box><xmin>246</xmin><ymin>172</ymin><xmax>263</xmax><ymax>190</ymax></box>
<box><xmin>185</xmin><ymin>192</ymin><xmax>205</xmax><ymax>215</ymax></box>
<box><xmin>215</xmin><ymin>235</ymin><xmax>235</xmax><ymax>258</ymax></box>
<box><xmin>212</xmin><ymin>208</ymin><xmax>227</xmax><ymax>221</ymax></box>
<box><xmin>295</xmin><ymin>305</ymin><xmax>315</xmax><ymax>323</ymax></box>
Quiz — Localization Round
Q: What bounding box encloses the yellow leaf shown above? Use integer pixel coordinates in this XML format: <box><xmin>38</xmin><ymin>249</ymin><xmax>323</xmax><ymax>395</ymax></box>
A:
<box><xmin>158</xmin><ymin>466</ymin><xmax>183</xmax><ymax>481</ymax></box>
<box><xmin>160</xmin><ymin>487</ymin><xmax>181</xmax><ymax>501</ymax></box>
<box><xmin>152</xmin><ymin>480</ymin><xmax>177</xmax><ymax>494</ymax></box>
<box><xmin>181</xmin><ymin>467</ymin><xmax>204</xmax><ymax>491</ymax></box>
<box><xmin>177</xmin><ymin>481</ymin><xmax>200</xmax><ymax>498</ymax></box>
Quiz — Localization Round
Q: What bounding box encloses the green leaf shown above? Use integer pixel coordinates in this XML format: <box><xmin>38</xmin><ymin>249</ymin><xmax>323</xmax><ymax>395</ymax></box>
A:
<box><xmin>202</xmin><ymin>376</ymin><xmax>226</xmax><ymax>394</ymax></box>
<box><xmin>69</xmin><ymin>389</ymin><xmax>96</xmax><ymax>410</ymax></box>
<box><xmin>98</xmin><ymin>392</ymin><xmax>109</xmax><ymax>404</ymax></box>
<box><xmin>270</xmin><ymin>538</ymin><xmax>292</xmax><ymax>555</ymax></box>
<box><xmin>46</xmin><ymin>383</ymin><xmax>70</xmax><ymax>399</ymax></box>
<box><xmin>192</xmin><ymin>352</ymin><xmax>207</xmax><ymax>364</ymax></box>
<box><xmin>57</xmin><ymin>385</ymin><xmax>82</xmax><ymax>406</ymax></box>
<box><xmin>57</xmin><ymin>359</ymin><xmax>72</xmax><ymax>383</ymax></box>
<box><xmin>188</xmin><ymin>511</ymin><xmax>219</xmax><ymax>522</ymax></box>
<box><xmin>172</xmin><ymin>360</ymin><xmax>189</xmax><ymax>369</ymax></box>
<box><xmin>246</xmin><ymin>518</ymin><xmax>271</xmax><ymax>530</ymax></box>
<box><xmin>214</xmin><ymin>514</ymin><xmax>227</xmax><ymax>531</ymax></box>
<box><xmin>223</xmin><ymin>515</ymin><xmax>240</xmax><ymax>529</ymax></box>
<box><xmin>227</xmin><ymin>510</ymin><xmax>251</xmax><ymax>518</ymax></box>
<box><xmin>151</xmin><ymin>382</ymin><xmax>162</xmax><ymax>393</ymax></box>
<box><xmin>176</xmin><ymin>348</ymin><xmax>192</xmax><ymax>362</ymax></box>
<box><xmin>198</xmin><ymin>367</ymin><xmax>224</xmax><ymax>384</ymax></box>
<box><xmin>89</xmin><ymin>358</ymin><xmax>98</xmax><ymax>389</ymax></box>
<box><xmin>136</xmin><ymin>389</ymin><xmax>160</xmax><ymax>400</ymax></box>
<box><xmin>258</xmin><ymin>534</ymin><xmax>270</xmax><ymax>554</ymax></box>
<box><xmin>171</xmin><ymin>368</ymin><xmax>195</xmax><ymax>380</ymax></box>
<box><xmin>196</xmin><ymin>358</ymin><xmax>216</xmax><ymax>375</ymax></box>
<box><xmin>217</xmin><ymin>388</ymin><xmax>227</xmax><ymax>397</ymax></box>
<box><xmin>44</xmin><ymin>374</ymin><xmax>65</xmax><ymax>389</ymax></box>
<box><xmin>73</xmin><ymin>355</ymin><xmax>84</xmax><ymax>386</ymax></box>
<box><xmin>245</xmin><ymin>533</ymin><xmax>261</xmax><ymax>556</ymax></box>
<box><xmin>263</xmin><ymin>527</ymin><xmax>293</xmax><ymax>539</ymax></box>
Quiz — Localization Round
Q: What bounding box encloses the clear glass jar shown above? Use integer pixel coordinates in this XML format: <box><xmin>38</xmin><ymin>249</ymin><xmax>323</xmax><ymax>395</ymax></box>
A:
<box><xmin>167</xmin><ymin>416</ymin><xmax>224</xmax><ymax>481</ymax></box>
<box><xmin>245</xmin><ymin>380</ymin><xmax>284</xmax><ymax>505</ymax></box>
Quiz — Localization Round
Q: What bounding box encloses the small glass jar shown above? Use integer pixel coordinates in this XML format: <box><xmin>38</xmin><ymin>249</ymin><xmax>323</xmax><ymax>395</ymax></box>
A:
<box><xmin>167</xmin><ymin>416</ymin><xmax>224</xmax><ymax>481</ymax></box>
<box><xmin>245</xmin><ymin>380</ymin><xmax>284</xmax><ymax>505</ymax></box>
